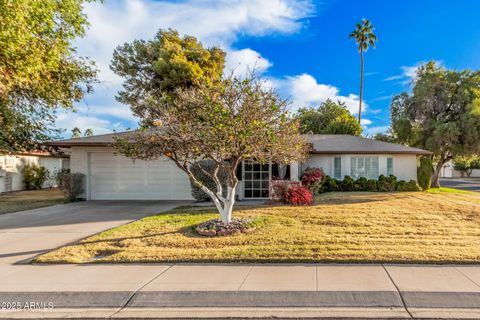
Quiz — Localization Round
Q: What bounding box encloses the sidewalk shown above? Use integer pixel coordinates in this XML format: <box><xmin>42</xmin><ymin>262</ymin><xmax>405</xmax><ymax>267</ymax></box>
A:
<box><xmin>1</xmin><ymin>263</ymin><xmax>480</xmax><ymax>319</ymax></box>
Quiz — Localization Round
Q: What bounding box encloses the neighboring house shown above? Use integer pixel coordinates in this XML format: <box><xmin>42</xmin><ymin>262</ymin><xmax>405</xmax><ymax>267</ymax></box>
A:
<box><xmin>0</xmin><ymin>151</ymin><xmax>70</xmax><ymax>193</ymax></box>
<box><xmin>46</xmin><ymin>133</ymin><xmax>431</xmax><ymax>201</ymax></box>
<box><xmin>441</xmin><ymin>160</ymin><xmax>480</xmax><ymax>178</ymax></box>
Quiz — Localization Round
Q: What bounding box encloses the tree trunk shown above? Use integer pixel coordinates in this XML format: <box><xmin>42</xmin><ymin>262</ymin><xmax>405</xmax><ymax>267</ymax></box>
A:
<box><xmin>431</xmin><ymin>159</ymin><xmax>447</xmax><ymax>188</ymax></box>
<box><xmin>358</xmin><ymin>50</ymin><xmax>364</xmax><ymax>125</ymax></box>
<box><xmin>218</xmin><ymin>186</ymin><xmax>236</xmax><ymax>223</ymax></box>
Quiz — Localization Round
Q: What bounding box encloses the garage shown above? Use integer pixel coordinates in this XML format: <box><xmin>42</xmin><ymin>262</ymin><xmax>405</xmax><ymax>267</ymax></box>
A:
<box><xmin>88</xmin><ymin>152</ymin><xmax>193</xmax><ymax>200</ymax></box>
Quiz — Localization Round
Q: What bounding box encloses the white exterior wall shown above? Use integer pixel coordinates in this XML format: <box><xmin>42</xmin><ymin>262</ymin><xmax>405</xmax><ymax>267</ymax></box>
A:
<box><xmin>69</xmin><ymin>147</ymin><xmax>193</xmax><ymax>200</ymax></box>
<box><xmin>441</xmin><ymin>160</ymin><xmax>480</xmax><ymax>178</ymax></box>
<box><xmin>304</xmin><ymin>154</ymin><xmax>418</xmax><ymax>181</ymax></box>
<box><xmin>0</xmin><ymin>154</ymin><xmax>65</xmax><ymax>193</ymax></box>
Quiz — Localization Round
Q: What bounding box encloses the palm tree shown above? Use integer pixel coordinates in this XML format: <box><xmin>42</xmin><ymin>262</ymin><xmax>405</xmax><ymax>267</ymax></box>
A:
<box><xmin>349</xmin><ymin>19</ymin><xmax>377</xmax><ymax>125</ymax></box>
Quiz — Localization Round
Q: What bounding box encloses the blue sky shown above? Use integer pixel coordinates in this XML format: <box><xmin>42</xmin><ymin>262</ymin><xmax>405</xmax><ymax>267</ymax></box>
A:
<box><xmin>57</xmin><ymin>0</ymin><xmax>480</xmax><ymax>137</ymax></box>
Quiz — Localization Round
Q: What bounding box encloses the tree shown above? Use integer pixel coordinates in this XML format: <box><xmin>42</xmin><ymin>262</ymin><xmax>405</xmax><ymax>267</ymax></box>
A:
<box><xmin>388</xmin><ymin>62</ymin><xmax>480</xmax><ymax>187</ymax></box>
<box><xmin>0</xmin><ymin>0</ymin><xmax>98</xmax><ymax>152</ymax></box>
<box><xmin>84</xmin><ymin>128</ymin><xmax>94</xmax><ymax>137</ymax></box>
<box><xmin>349</xmin><ymin>18</ymin><xmax>377</xmax><ymax>125</ymax></box>
<box><xmin>114</xmin><ymin>75</ymin><xmax>309</xmax><ymax>223</ymax></box>
<box><xmin>297</xmin><ymin>99</ymin><xmax>362</xmax><ymax>135</ymax></box>
<box><xmin>71</xmin><ymin>127</ymin><xmax>82</xmax><ymax>138</ymax></box>
<box><xmin>110</xmin><ymin>29</ymin><xmax>225</xmax><ymax>126</ymax></box>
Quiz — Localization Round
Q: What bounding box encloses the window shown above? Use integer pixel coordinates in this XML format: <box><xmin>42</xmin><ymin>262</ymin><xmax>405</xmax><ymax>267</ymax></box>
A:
<box><xmin>387</xmin><ymin>157</ymin><xmax>394</xmax><ymax>176</ymax></box>
<box><xmin>350</xmin><ymin>156</ymin><xmax>379</xmax><ymax>179</ymax></box>
<box><xmin>333</xmin><ymin>157</ymin><xmax>342</xmax><ymax>179</ymax></box>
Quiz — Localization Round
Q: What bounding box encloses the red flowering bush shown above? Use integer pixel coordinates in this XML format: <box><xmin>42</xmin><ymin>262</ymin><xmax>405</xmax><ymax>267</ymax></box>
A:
<box><xmin>270</xmin><ymin>180</ymin><xmax>301</xmax><ymax>201</ymax></box>
<box><xmin>301</xmin><ymin>167</ymin><xmax>325</xmax><ymax>192</ymax></box>
<box><xmin>283</xmin><ymin>186</ymin><xmax>314</xmax><ymax>205</ymax></box>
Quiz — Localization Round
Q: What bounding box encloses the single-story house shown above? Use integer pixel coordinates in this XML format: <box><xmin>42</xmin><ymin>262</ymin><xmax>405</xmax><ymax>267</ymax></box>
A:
<box><xmin>0</xmin><ymin>151</ymin><xmax>70</xmax><ymax>193</ymax></box>
<box><xmin>46</xmin><ymin>133</ymin><xmax>432</xmax><ymax>201</ymax></box>
<box><xmin>440</xmin><ymin>160</ymin><xmax>480</xmax><ymax>178</ymax></box>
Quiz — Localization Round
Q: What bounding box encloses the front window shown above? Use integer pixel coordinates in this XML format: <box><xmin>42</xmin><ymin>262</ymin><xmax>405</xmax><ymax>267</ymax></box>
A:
<box><xmin>333</xmin><ymin>156</ymin><xmax>342</xmax><ymax>179</ymax></box>
<box><xmin>244</xmin><ymin>161</ymin><xmax>270</xmax><ymax>198</ymax></box>
<box><xmin>350</xmin><ymin>156</ymin><xmax>379</xmax><ymax>179</ymax></box>
<box><xmin>387</xmin><ymin>157</ymin><xmax>394</xmax><ymax>176</ymax></box>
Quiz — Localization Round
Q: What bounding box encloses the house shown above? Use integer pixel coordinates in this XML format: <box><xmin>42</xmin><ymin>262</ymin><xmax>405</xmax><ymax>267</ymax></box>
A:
<box><xmin>46</xmin><ymin>133</ymin><xmax>432</xmax><ymax>200</ymax></box>
<box><xmin>440</xmin><ymin>160</ymin><xmax>480</xmax><ymax>178</ymax></box>
<box><xmin>0</xmin><ymin>151</ymin><xmax>70</xmax><ymax>193</ymax></box>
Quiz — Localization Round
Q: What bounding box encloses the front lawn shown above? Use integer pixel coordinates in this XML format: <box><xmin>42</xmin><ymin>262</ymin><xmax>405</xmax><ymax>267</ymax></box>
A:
<box><xmin>35</xmin><ymin>191</ymin><xmax>480</xmax><ymax>264</ymax></box>
<box><xmin>0</xmin><ymin>188</ymin><xmax>66</xmax><ymax>215</ymax></box>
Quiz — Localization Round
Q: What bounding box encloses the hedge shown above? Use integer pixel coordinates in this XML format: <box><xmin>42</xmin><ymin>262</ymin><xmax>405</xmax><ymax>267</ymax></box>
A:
<box><xmin>318</xmin><ymin>174</ymin><xmax>420</xmax><ymax>193</ymax></box>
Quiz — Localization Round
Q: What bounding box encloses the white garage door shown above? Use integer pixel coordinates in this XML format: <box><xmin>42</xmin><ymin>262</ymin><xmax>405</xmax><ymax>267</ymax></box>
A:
<box><xmin>89</xmin><ymin>152</ymin><xmax>193</xmax><ymax>200</ymax></box>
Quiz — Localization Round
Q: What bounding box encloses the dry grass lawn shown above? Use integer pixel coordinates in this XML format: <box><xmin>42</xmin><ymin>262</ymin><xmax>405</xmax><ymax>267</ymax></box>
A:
<box><xmin>0</xmin><ymin>188</ymin><xmax>65</xmax><ymax>215</ymax></box>
<box><xmin>35</xmin><ymin>190</ymin><xmax>480</xmax><ymax>264</ymax></box>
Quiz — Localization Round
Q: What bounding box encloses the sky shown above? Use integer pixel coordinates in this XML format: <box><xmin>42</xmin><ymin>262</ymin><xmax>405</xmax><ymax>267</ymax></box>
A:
<box><xmin>56</xmin><ymin>0</ymin><xmax>480</xmax><ymax>137</ymax></box>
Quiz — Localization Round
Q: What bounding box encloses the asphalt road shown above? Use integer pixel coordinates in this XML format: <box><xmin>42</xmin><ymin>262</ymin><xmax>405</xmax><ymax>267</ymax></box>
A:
<box><xmin>440</xmin><ymin>178</ymin><xmax>480</xmax><ymax>192</ymax></box>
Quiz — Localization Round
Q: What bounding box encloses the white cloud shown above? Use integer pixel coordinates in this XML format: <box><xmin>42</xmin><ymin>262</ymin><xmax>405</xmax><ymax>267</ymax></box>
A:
<box><xmin>56</xmin><ymin>0</ymin><xmax>314</xmax><ymax>135</ymax></box>
<box><xmin>360</xmin><ymin>118</ymin><xmax>372</xmax><ymax>126</ymax></box>
<box><xmin>55</xmin><ymin>112</ymin><xmax>123</xmax><ymax>136</ymax></box>
<box><xmin>384</xmin><ymin>61</ymin><xmax>443</xmax><ymax>84</ymax></box>
<box><xmin>225</xmin><ymin>48</ymin><xmax>272</xmax><ymax>77</ymax></box>
<box><xmin>275</xmin><ymin>73</ymin><xmax>366</xmax><ymax>114</ymax></box>
<box><xmin>363</xmin><ymin>125</ymin><xmax>389</xmax><ymax>136</ymax></box>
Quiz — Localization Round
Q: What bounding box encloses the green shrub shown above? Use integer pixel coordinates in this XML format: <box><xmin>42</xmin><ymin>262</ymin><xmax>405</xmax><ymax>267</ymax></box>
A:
<box><xmin>189</xmin><ymin>160</ymin><xmax>228</xmax><ymax>201</ymax></box>
<box><xmin>23</xmin><ymin>164</ymin><xmax>49</xmax><ymax>190</ymax></box>
<box><xmin>396</xmin><ymin>179</ymin><xmax>421</xmax><ymax>192</ymax></box>
<box><xmin>56</xmin><ymin>170</ymin><xmax>84</xmax><ymax>201</ymax></box>
<box><xmin>354</xmin><ymin>177</ymin><xmax>368</xmax><ymax>191</ymax></box>
<box><xmin>319</xmin><ymin>175</ymin><xmax>339</xmax><ymax>192</ymax></box>
<box><xmin>377</xmin><ymin>174</ymin><xmax>397</xmax><ymax>192</ymax></box>
<box><xmin>366</xmin><ymin>179</ymin><xmax>378</xmax><ymax>191</ymax></box>
<box><xmin>471</xmin><ymin>158</ymin><xmax>480</xmax><ymax>169</ymax></box>
<box><xmin>340</xmin><ymin>175</ymin><xmax>355</xmax><ymax>191</ymax></box>
<box><xmin>417</xmin><ymin>156</ymin><xmax>432</xmax><ymax>190</ymax></box>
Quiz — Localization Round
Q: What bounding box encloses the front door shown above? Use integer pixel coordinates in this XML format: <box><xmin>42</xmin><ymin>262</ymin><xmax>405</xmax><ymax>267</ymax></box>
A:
<box><xmin>243</xmin><ymin>161</ymin><xmax>270</xmax><ymax>198</ymax></box>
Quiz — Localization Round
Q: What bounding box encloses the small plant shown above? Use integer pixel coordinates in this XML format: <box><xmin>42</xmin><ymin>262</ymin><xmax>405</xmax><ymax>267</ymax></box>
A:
<box><xmin>396</xmin><ymin>180</ymin><xmax>421</xmax><ymax>192</ymax></box>
<box><xmin>354</xmin><ymin>177</ymin><xmax>368</xmax><ymax>191</ymax></box>
<box><xmin>283</xmin><ymin>185</ymin><xmax>314</xmax><ymax>205</ymax></box>
<box><xmin>301</xmin><ymin>167</ymin><xmax>325</xmax><ymax>192</ymax></box>
<box><xmin>23</xmin><ymin>165</ymin><xmax>49</xmax><ymax>190</ymax></box>
<box><xmin>366</xmin><ymin>179</ymin><xmax>378</xmax><ymax>191</ymax></box>
<box><xmin>270</xmin><ymin>180</ymin><xmax>301</xmax><ymax>201</ymax></box>
<box><xmin>377</xmin><ymin>175</ymin><xmax>397</xmax><ymax>192</ymax></box>
<box><xmin>417</xmin><ymin>156</ymin><xmax>432</xmax><ymax>190</ymax></box>
<box><xmin>189</xmin><ymin>160</ymin><xmax>228</xmax><ymax>201</ymax></box>
<box><xmin>56</xmin><ymin>170</ymin><xmax>85</xmax><ymax>201</ymax></box>
<box><xmin>340</xmin><ymin>175</ymin><xmax>355</xmax><ymax>191</ymax></box>
<box><xmin>320</xmin><ymin>175</ymin><xmax>340</xmax><ymax>192</ymax></box>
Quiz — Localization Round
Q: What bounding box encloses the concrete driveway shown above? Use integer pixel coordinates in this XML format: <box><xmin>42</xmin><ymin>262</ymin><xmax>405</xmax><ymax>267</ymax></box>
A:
<box><xmin>0</xmin><ymin>201</ymin><xmax>187</xmax><ymax>264</ymax></box>
<box><xmin>440</xmin><ymin>178</ymin><xmax>480</xmax><ymax>192</ymax></box>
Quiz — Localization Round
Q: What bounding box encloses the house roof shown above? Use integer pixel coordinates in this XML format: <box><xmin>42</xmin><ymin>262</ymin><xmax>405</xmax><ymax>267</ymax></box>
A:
<box><xmin>305</xmin><ymin>134</ymin><xmax>432</xmax><ymax>155</ymax></box>
<box><xmin>45</xmin><ymin>132</ymin><xmax>432</xmax><ymax>155</ymax></box>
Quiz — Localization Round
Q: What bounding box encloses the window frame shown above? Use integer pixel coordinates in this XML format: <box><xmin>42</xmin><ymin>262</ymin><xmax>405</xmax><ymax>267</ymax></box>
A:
<box><xmin>350</xmin><ymin>155</ymin><xmax>379</xmax><ymax>179</ymax></box>
<box><xmin>387</xmin><ymin>157</ymin><xmax>394</xmax><ymax>176</ymax></box>
<box><xmin>333</xmin><ymin>156</ymin><xmax>342</xmax><ymax>179</ymax></box>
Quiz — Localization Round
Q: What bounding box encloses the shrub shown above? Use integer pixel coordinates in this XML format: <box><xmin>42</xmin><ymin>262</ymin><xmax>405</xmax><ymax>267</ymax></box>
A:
<box><xmin>396</xmin><ymin>180</ymin><xmax>421</xmax><ymax>192</ymax></box>
<box><xmin>471</xmin><ymin>158</ymin><xmax>480</xmax><ymax>169</ymax></box>
<box><xmin>23</xmin><ymin>165</ymin><xmax>49</xmax><ymax>190</ymax></box>
<box><xmin>366</xmin><ymin>179</ymin><xmax>378</xmax><ymax>191</ymax></box>
<box><xmin>320</xmin><ymin>175</ymin><xmax>339</xmax><ymax>192</ymax></box>
<box><xmin>270</xmin><ymin>180</ymin><xmax>301</xmax><ymax>201</ymax></box>
<box><xmin>354</xmin><ymin>177</ymin><xmax>368</xmax><ymax>191</ymax></box>
<box><xmin>377</xmin><ymin>175</ymin><xmax>397</xmax><ymax>192</ymax></box>
<box><xmin>283</xmin><ymin>186</ymin><xmax>313</xmax><ymax>205</ymax></box>
<box><xmin>189</xmin><ymin>160</ymin><xmax>228</xmax><ymax>201</ymax></box>
<box><xmin>56</xmin><ymin>170</ymin><xmax>85</xmax><ymax>201</ymax></box>
<box><xmin>340</xmin><ymin>175</ymin><xmax>355</xmax><ymax>191</ymax></box>
<box><xmin>301</xmin><ymin>167</ymin><xmax>325</xmax><ymax>193</ymax></box>
<box><xmin>417</xmin><ymin>156</ymin><xmax>432</xmax><ymax>190</ymax></box>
